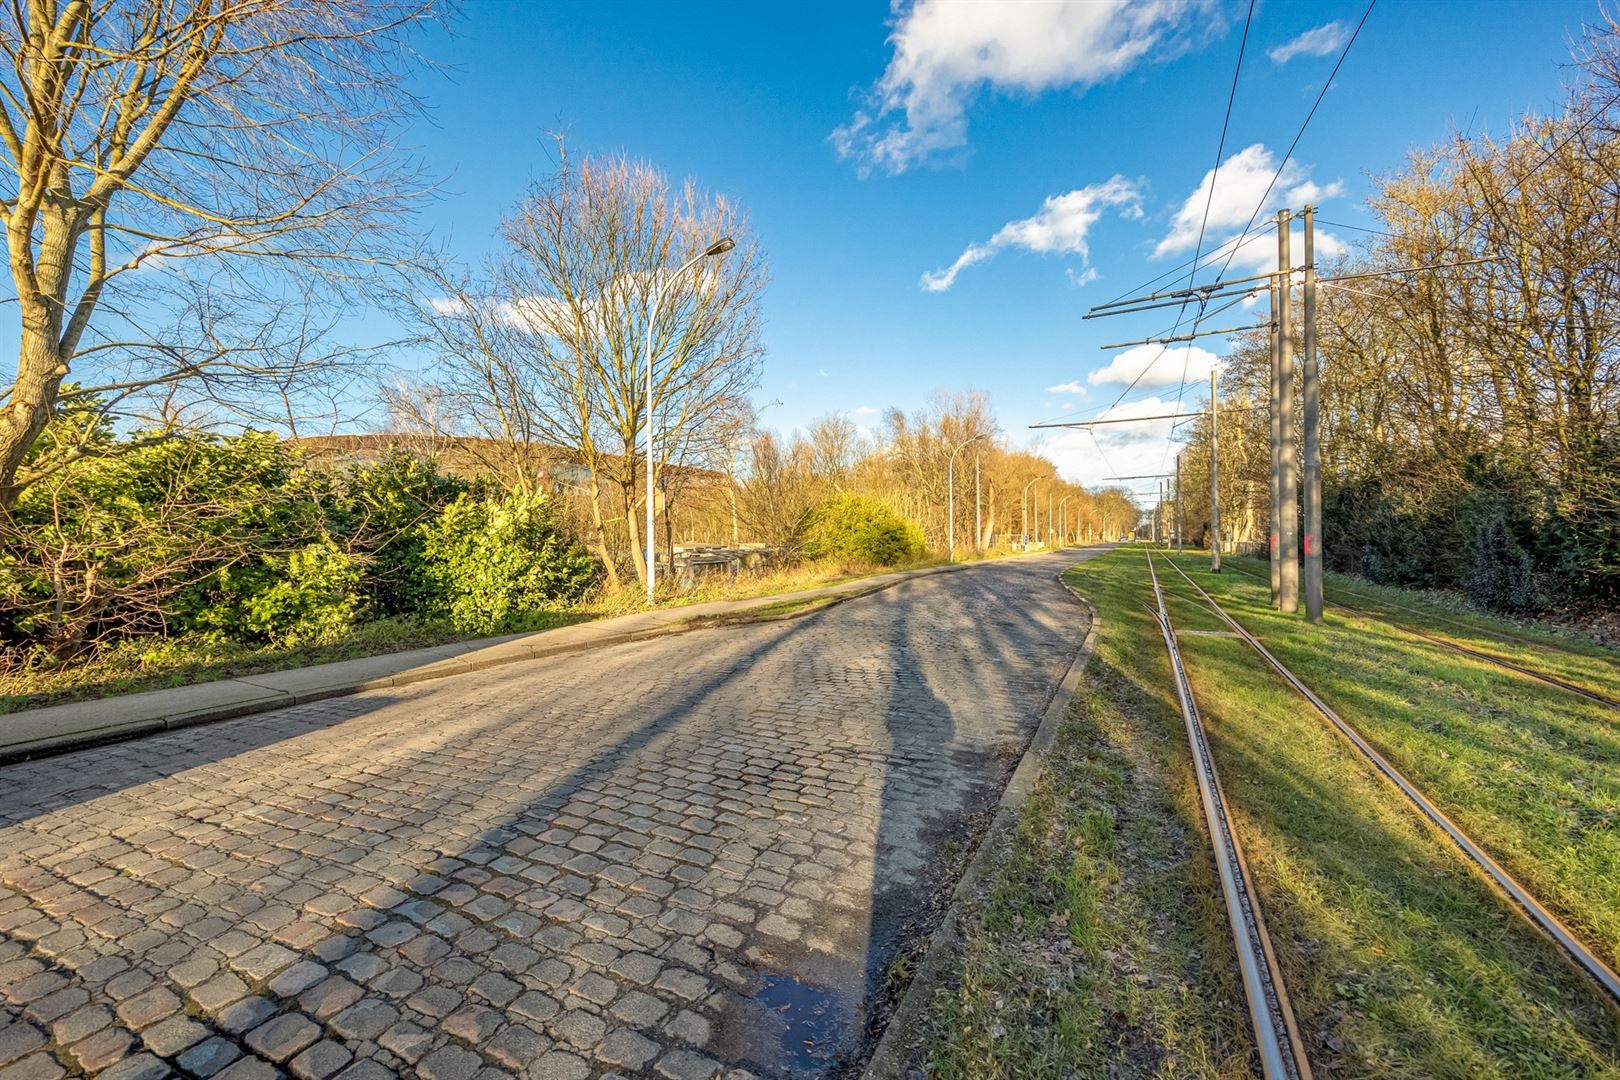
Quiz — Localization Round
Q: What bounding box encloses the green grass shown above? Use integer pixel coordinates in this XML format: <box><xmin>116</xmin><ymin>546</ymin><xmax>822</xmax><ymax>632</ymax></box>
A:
<box><xmin>917</xmin><ymin>552</ymin><xmax>1252</xmax><ymax>1079</ymax></box>
<box><xmin>1166</xmin><ymin>550</ymin><xmax>1620</xmax><ymax>985</ymax></box>
<box><xmin>1229</xmin><ymin>555</ymin><xmax>1620</xmax><ymax>704</ymax></box>
<box><xmin>918</xmin><ymin>546</ymin><xmax>1620</xmax><ymax>1078</ymax></box>
<box><xmin>0</xmin><ymin>613</ymin><xmax>583</xmax><ymax>714</ymax></box>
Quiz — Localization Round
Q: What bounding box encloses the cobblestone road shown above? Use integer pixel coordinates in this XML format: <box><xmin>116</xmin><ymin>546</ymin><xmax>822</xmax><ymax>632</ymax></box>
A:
<box><xmin>0</xmin><ymin>552</ymin><xmax>1093</xmax><ymax>1080</ymax></box>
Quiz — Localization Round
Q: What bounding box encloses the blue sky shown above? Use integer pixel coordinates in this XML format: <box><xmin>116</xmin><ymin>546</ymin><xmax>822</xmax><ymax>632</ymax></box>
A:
<box><xmin>395</xmin><ymin>0</ymin><xmax>1598</xmax><ymax>495</ymax></box>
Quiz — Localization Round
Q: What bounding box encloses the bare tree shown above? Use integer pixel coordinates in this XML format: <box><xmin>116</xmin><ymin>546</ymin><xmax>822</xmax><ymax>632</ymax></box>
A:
<box><xmin>386</xmin><ymin>265</ymin><xmax>555</xmax><ymax>491</ymax></box>
<box><xmin>491</xmin><ymin>147</ymin><xmax>767</xmax><ymax>588</ymax></box>
<box><xmin>0</xmin><ymin>0</ymin><xmax>440</xmax><ymax>509</ymax></box>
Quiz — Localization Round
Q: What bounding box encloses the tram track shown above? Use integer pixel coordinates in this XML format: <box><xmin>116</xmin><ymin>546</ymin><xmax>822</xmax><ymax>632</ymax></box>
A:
<box><xmin>1144</xmin><ymin>548</ymin><xmax>1314</xmax><ymax>1080</ymax></box>
<box><xmin>1156</xmin><ymin>550</ymin><xmax>1620</xmax><ymax>1010</ymax></box>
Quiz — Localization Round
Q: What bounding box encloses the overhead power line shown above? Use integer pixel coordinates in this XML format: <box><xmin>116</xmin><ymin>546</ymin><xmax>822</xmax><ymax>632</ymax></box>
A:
<box><xmin>1168</xmin><ymin>0</ymin><xmax>1256</xmax><ymax>457</ymax></box>
<box><xmin>1205</xmin><ymin>0</ymin><xmax>1378</xmax><ymax>289</ymax></box>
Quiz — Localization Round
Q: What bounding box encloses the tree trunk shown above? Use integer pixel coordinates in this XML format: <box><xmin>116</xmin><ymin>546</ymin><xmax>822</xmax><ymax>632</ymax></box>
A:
<box><xmin>586</xmin><ymin>477</ymin><xmax>621</xmax><ymax>590</ymax></box>
<box><xmin>1</xmin><ymin>207</ymin><xmax>78</xmax><ymax>510</ymax></box>
<box><xmin>623</xmin><ymin>484</ymin><xmax>648</xmax><ymax>588</ymax></box>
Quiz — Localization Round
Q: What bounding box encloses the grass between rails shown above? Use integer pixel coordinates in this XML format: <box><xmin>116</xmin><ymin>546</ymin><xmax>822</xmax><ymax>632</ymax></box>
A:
<box><xmin>1156</xmin><ymin>548</ymin><xmax>1620</xmax><ymax>1075</ymax></box>
<box><xmin>918</xmin><ymin>546</ymin><xmax>1620</xmax><ymax>1078</ymax></box>
<box><xmin>0</xmin><ymin>550</ymin><xmax>1022</xmax><ymax>713</ymax></box>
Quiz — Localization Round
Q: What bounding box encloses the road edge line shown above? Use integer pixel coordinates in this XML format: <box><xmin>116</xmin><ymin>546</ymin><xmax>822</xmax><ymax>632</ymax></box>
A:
<box><xmin>861</xmin><ymin>565</ymin><xmax>1102</xmax><ymax>1079</ymax></box>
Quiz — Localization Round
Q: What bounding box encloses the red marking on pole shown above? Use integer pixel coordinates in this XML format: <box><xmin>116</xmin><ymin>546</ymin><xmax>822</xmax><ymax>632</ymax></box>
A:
<box><xmin>1304</xmin><ymin>535</ymin><xmax>1318</xmax><ymax>555</ymax></box>
<box><xmin>1269</xmin><ymin>534</ymin><xmax>1277</xmax><ymax>555</ymax></box>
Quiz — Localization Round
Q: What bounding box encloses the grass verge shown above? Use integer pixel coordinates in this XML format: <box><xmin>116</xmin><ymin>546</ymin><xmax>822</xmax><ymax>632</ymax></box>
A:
<box><xmin>916</xmin><ymin>546</ymin><xmax>1620</xmax><ymax>1078</ymax></box>
<box><xmin>915</xmin><ymin>553</ymin><xmax>1251</xmax><ymax>1078</ymax></box>
<box><xmin>1228</xmin><ymin>555</ymin><xmax>1620</xmax><ymax>704</ymax></box>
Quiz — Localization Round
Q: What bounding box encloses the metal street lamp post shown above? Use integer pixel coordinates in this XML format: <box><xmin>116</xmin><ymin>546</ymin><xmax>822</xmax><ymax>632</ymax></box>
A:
<box><xmin>645</xmin><ymin>236</ymin><xmax>735</xmax><ymax>605</ymax></box>
<box><xmin>1057</xmin><ymin>495</ymin><xmax>1072</xmax><ymax>547</ymax></box>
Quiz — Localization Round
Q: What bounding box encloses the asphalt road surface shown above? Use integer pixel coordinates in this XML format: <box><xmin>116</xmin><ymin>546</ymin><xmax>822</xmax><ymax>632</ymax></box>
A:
<box><xmin>0</xmin><ymin>549</ymin><xmax>1098</xmax><ymax>1080</ymax></box>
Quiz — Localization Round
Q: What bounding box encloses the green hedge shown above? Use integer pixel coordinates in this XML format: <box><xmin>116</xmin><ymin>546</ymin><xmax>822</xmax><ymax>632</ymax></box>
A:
<box><xmin>800</xmin><ymin>493</ymin><xmax>924</xmax><ymax>566</ymax></box>
<box><xmin>1</xmin><ymin>432</ymin><xmax>601</xmax><ymax>663</ymax></box>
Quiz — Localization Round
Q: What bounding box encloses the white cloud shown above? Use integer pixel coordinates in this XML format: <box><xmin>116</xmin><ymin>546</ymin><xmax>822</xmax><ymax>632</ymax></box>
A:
<box><xmin>427</xmin><ymin>296</ymin><xmax>469</xmax><ymax>317</ymax></box>
<box><xmin>1089</xmin><ymin>343</ymin><xmax>1221</xmax><ymax>388</ymax></box>
<box><xmin>817</xmin><ymin>368</ymin><xmax>830</xmax><ymax>378</ymax></box>
<box><xmin>1155</xmin><ymin>144</ymin><xmax>1342</xmax><ymax>258</ymax></box>
<box><xmin>847</xmin><ymin>404</ymin><xmax>882</xmax><ymax>431</ymax></box>
<box><xmin>1068</xmin><ymin>267</ymin><xmax>1102</xmax><ymax>287</ymax></box>
<box><xmin>833</xmin><ymin>0</ymin><xmax>1217</xmax><ymax>175</ymax></box>
<box><xmin>922</xmin><ymin>176</ymin><xmax>1141</xmax><ymax>291</ymax></box>
<box><xmin>1045</xmin><ymin>381</ymin><xmax>1088</xmax><ymax>395</ymax></box>
<box><xmin>1268</xmin><ymin>22</ymin><xmax>1348</xmax><ymax>64</ymax></box>
<box><xmin>424</xmin><ymin>293</ymin><xmax>573</xmax><ymax>331</ymax></box>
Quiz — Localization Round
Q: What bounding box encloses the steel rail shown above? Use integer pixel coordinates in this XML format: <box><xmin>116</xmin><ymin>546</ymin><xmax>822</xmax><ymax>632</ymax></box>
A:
<box><xmin>1157</xmin><ymin>554</ymin><xmax>1620</xmax><ymax>1007</ymax></box>
<box><xmin>1221</xmin><ymin>560</ymin><xmax>1619</xmax><ymax>712</ymax></box>
<box><xmin>1144</xmin><ymin>550</ymin><xmax>1313</xmax><ymax>1080</ymax></box>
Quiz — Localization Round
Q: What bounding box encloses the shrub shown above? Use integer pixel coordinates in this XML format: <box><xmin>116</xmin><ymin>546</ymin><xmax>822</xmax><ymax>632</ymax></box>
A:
<box><xmin>0</xmin><ymin>430</ymin><xmax>322</xmax><ymax>660</ymax></box>
<box><xmin>1457</xmin><ymin>455</ymin><xmax>1545</xmax><ymax>614</ymax></box>
<box><xmin>421</xmin><ymin>489</ymin><xmax>598</xmax><ymax>634</ymax></box>
<box><xmin>339</xmin><ymin>451</ymin><xmax>468</xmax><ymax>616</ymax></box>
<box><xmin>799</xmin><ymin>493</ymin><xmax>924</xmax><ymax>566</ymax></box>
<box><xmin>236</xmin><ymin>538</ymin><xmax>365</xmax><ymax>645</ymax></box>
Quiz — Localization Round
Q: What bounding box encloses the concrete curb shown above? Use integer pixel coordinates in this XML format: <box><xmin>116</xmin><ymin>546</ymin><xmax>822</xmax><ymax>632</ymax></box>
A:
<box><xmin>862</xmin><ymin>566</ymin><xmax>1102</xmax><ymax>1079</ymax></box>
<box><xmin>0</xmin><ymin>552</ymin><xmax>1062</xmax><ymax>767</ymax></box>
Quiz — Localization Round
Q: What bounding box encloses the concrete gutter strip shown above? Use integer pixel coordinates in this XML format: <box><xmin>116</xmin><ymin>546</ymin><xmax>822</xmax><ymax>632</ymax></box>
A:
<box><xmin>0</xmin><ymin>553</ymin><xmax>1052</xmax><ymax>766</ymax></box>
<box><xmin>862</xmin><ymin>569</ymin><xmax>1101</xmax><ymax>1079</ymax></box>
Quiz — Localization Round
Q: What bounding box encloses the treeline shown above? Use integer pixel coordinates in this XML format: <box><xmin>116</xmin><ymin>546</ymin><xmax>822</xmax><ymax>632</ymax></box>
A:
<box><xmin>729</xmin><ymin>391</ymin><xmax>1140</xmax><ymax>555</ymax></box>
<box><xmin>1174</xmin><ymin>19</ymin><xmax>1620</xmax><ymax>617</ymax></box>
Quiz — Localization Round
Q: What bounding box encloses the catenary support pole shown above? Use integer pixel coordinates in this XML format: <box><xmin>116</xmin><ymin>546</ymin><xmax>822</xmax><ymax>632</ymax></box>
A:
<box><xmin>1269</xmin><ymin>278</ymin><xmax>1281</xmax><ymax>605</ymax></box>
<box><xmin>1210</xmin><ymin>364</ymin><xmax>1222</xmax><ymax>572</ymax></box>
<box><xmin>1302</xmin><ymin>206</ymin><xmax>1323</xmax><ymax>622</ymax></box>
<box><xmin>1278</xmin><ymin>210</ymin><xmax>1299</xmax><ymax>613</ymax></box>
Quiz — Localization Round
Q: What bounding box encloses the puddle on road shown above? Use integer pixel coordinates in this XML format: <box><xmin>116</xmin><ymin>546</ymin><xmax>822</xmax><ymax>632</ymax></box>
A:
<box><xmin>713</xmin><ymin>971</ymin><xmax>860</xmax><ymax>1077</ymax></box>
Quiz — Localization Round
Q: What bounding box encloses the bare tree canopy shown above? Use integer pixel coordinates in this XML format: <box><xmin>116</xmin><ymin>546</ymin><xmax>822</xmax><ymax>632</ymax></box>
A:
<box><xmin>396</xmin><ymin>146</ymin><xmax>767</xmax><ymax>588</ymax></box>
<box><xmin>0</xmin><ymin>0</ymin><xmax>442</xmax><ymax>508</ymax></box>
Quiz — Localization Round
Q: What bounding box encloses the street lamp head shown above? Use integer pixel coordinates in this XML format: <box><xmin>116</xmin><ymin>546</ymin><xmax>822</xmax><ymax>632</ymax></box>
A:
<box><xmin>704</xmin><ymin>237</ymin><xmax>736</xmax><ymax>258</ymax></box>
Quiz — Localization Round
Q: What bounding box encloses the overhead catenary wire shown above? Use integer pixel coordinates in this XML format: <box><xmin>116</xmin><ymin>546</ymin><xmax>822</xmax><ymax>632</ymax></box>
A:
<box><xmin>1167</xmin><ymin>0</ymin><xmax>1255</xmax><ymax>466</ymax></box>
<box><xmin>1204</xmin><ymin>0</ymin><xmax>1378</xmax><ymax>290</ymax></box>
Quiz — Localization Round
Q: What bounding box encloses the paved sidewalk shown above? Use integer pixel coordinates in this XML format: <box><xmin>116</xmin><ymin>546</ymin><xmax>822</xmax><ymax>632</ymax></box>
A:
<box><xmin>2</xmin><ymin>558</ymin><xmax>1026</xmax><ymax>764</ymax></box>
<box><xmin>0</xmin><ymin>550</ymin><xmax>1097</xmax><ymax>1080</ymax></box>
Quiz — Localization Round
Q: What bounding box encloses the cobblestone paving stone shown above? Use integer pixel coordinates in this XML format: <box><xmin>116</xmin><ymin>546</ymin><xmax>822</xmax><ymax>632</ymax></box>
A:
<box><xmin>0</xmin><ymin>553</ymin><xmax>1090</xmax><ymax>1079</ymax></box>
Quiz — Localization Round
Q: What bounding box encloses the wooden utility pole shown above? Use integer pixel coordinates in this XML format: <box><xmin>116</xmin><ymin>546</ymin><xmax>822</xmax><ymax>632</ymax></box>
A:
<box><xmin>1278</xmin><ymin>210</ymin><xmax>1299</xmax><ymax>613</ymax></box>
<box><xmin>1210</xmin><ymin>364</ymin><xmax>1222</xmax><ymax>572</ymax></box>
<box><xmin>1302</xmin><ymin>206</ymin><xmax>1324</xmax><ymax>621</ymax></box>
<box><xmin>1269</xmin><ymin>277</ymin><xmax>1282</xmax><ymax>604</ymax></box>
